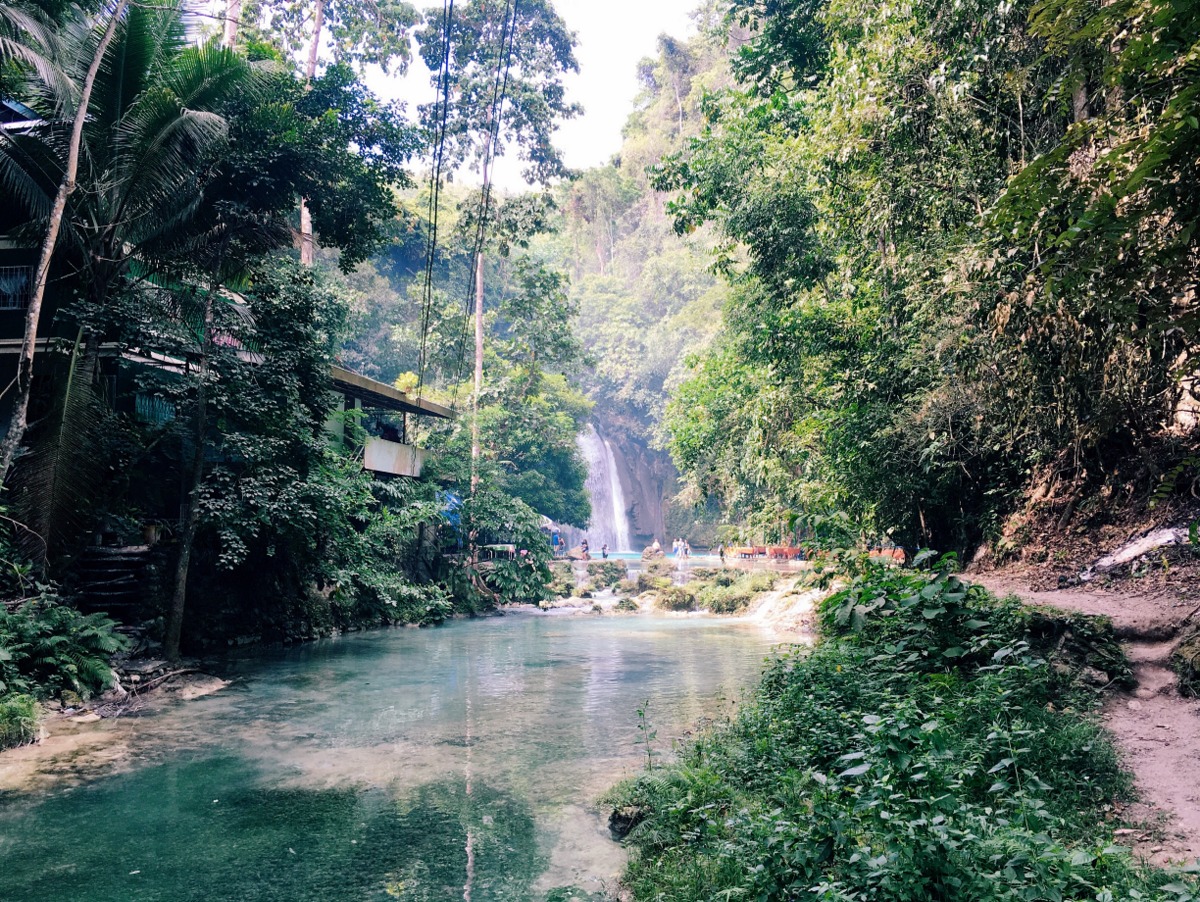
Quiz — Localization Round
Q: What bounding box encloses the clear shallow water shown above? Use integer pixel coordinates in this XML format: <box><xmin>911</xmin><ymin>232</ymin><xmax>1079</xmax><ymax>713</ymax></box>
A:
<box><xmin>0</xmin><ymin>613</ymin><xmax>782</xmax><ymax>902</ymax></box>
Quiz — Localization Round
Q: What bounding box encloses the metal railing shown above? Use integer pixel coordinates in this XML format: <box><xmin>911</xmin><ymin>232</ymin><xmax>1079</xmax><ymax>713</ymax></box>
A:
<box><xmin>0</xmin><ymin>265</ymin><xmax>32</xmax><ymax>310</ymax></box>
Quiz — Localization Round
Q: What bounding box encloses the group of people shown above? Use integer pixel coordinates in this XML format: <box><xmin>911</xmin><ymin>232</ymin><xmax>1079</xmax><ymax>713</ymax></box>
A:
<box><xmin>671</xmin><ymin>537</ymin><xmax>692</xmax><ymax>558</ymax></box>
<box><xmin>553</xmin><ymin>536</ymin><xmax>610</xmax><ymax>560</ymax></box>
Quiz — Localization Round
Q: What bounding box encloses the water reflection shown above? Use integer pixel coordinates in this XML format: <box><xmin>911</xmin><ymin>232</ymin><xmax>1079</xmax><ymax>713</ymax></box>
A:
<box><xmin>0</xmin><ymin>613</ymin><xmax>782</xmax><ymax>901</ymax></box>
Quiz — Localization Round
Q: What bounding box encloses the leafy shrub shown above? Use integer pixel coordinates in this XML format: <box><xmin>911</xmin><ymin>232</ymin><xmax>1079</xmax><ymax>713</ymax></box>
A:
<box><xmin>820</xmin><ymin>556</ymin><xmax>1131</xmax><ymax>685</ymax></box>
<box><xmin>608</xmin><ymin>565</ymin><xmax>1185</xmax><ymax>901</ymax></box>
<box><xmin>696</xmin><ymin>571</ymin><xmax>778</xmax><ymax>614</ymax></box>
<box><xmin>614</xmin><ymin>598</ymin><xmax>639</xmax><ymax>613</ymax></box>
<box><xmin>548</xmin><ymin>563</ymin><xmax>576</xmax><ymax>598</ymax></box>
<box><xmin>0</xmin><ymin>693</ymin><xmax>38</xmax><ymax>750</ymax></box>
<box><xmin>655</xmin><ymin>586</ymin><xmax>696</xmax><ymax>612</ymax></box>
<box><xmin>0</xmin><ymin>598</ymin><xmax>128</xmax><ymax>700</ymax></box>
<box><xmin>636</xmin><ymin>572</ymin><xmax>671</xmax><ymax>593</ymax></box>
<box><xmin>586</xmin><ymin>560</ymin><xmax>627</xmax><ymax>588</ymax></box>
<box><xmin>462</xmin><ymin>487</ymin><xmax>553</xmax><ymax>605</ymax></box>
<box><xmin>616</xmin><ymin>578</ymin><xmax>638</xmax><ymax>595</ymax></box>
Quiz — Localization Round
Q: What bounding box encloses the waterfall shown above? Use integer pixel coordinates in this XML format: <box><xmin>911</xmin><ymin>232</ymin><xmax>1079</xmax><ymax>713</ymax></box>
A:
<box><xmin>575</xmin><ymin>423</ymin><xmax>633</xmax><ymax>552</ymax></box>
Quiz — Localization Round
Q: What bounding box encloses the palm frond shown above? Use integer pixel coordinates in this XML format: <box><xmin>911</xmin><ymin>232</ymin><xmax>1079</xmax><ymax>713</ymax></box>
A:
<box><xmin>0</xmin><ymin>4</ymin><xmax>75</xmax><ymax>100</ymax></box>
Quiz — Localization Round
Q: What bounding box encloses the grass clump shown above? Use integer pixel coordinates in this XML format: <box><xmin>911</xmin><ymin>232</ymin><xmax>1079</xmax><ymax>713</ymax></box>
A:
<box><xmin>607</xmin><ymin>557</ymin><xmax>1189</xmax><ymax>901</ymax></box>
<box><xmin>0</xmin><ymin>693</ymin><xmax>39</xmax><ymax>750</ymax></box>
<box><xmin>655</xmin><ymin>586</ymin><xmax>696</xmax><ymax>612</ymax></box>
<box><xmin>695</xmin><ymin>571</ymin><xmax>778</xmax><ymax>614</ymax></box>
<box><xmin>586</xmin><ymin>560</ymin><xmax>627</xmax><ymax>588</ymax></box>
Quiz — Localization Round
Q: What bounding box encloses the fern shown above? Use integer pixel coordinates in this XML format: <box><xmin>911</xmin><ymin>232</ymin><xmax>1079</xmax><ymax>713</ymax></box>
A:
<box><xmin>0</xmin><ymin>595</ymin><xmax>128</xmax><ymax>699</ymax></box>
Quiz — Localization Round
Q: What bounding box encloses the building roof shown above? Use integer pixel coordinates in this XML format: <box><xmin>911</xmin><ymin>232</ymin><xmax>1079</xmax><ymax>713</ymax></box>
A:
<box><xmin>329</xmin><ymin>365</ymin><xmax>455</xmax><ymax>419</ymax></box>
<box><xmin>0</xmin><ymin>97</ymin><xmax>40</xmax><ymax>129</ymax></box>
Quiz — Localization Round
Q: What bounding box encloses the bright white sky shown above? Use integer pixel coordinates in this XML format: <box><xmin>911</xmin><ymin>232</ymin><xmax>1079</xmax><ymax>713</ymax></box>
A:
<box><xmin>550</xmin><ymin>0</ymin><xmax>698</xmax><ymax>169</ymax></box>
<box><xmin>368</xmin><ymin>0</ymin><xmax>698</xmax><ymax>188</ymax></box>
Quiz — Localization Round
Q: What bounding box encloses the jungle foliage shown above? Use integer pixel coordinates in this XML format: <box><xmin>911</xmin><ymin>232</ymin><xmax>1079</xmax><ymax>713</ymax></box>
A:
<box><xmin>637</xmin><ymin>0</ymin><xmax>1200</xmax><ymax>552</ymax></box>
<box><xmin>608</xmin><ymin>560</ymin><xmax>1197</xmax><ymax>900</ymax></box>
<box><xmin>0</xmin><ymin>0</ymin><xmax>584</xmax><ymax>668</ymax></box>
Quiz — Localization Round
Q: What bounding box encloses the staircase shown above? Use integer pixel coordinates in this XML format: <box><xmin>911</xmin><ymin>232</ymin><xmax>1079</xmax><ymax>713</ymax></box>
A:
<box><xmin>75</xmin><ymin>545</ymin><xmax>152</xmax><ymax>615</ymax></box>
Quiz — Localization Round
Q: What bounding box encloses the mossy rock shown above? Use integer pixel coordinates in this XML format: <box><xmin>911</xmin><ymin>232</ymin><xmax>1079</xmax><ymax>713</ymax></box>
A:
<box><xmin>643</xmin><ymin>560</ymin><xmax>674</xmax><ymax>578</ymax></box>
<box><xmin>548</xmin><ymin>562</ymin><xmax>576</xmax><ymax>597</ymax></box>
<box><xmin>586</xmin><ymin>561</ymin><xmax>627</xmax><ymax>587</ymax></box>
<box><xmin>636</xmin><ymin>573</ymin><xmax>672</xmax><ymax>593</ymax></box>
<box><xmin>1023</xmin><ymin>607</ymin><xmax>1134</xmax><ymax>690</ymax></box>
<box><xmin>656</xmin><ymin>586</ymin><xmax>696</xmax><ymax>612</ymax></box>
<box><xmin>614</xmin><ymin>598</ymin><xmax>639</xmax><ymax>613</ymax></box>
<box><xmin>695</xmin><ymin>571</ymin><xmax>779</xmax><ymax>614</ymax></box>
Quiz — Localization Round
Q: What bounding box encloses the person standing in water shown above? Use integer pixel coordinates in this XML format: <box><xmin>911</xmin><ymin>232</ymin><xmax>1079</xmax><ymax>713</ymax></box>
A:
<box><xmin>601</xmin><ymin>543</ymin><xmax>609</xmax><ymax>559</ymax></box>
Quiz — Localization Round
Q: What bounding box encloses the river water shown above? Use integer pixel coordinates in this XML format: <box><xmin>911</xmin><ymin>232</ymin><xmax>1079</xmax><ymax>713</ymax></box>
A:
<box><xmin>0</xmin><ymin>612</ymin><xmax>783</xmax><ymax>901</ymax></box>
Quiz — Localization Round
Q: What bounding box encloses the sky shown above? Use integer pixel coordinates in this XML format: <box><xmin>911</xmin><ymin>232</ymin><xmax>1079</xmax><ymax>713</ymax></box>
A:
<box><xmin>369</xmin><ymin>0</ymin><xmax>699</xmax><ymax>189</ymax></box>
<box><xmin>551</xmin><ymin>0</ymin><xmax>698</xmax><ymax>170</ymax></box>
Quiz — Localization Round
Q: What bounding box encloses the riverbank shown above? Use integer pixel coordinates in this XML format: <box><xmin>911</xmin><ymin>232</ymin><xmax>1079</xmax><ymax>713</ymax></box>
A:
<box><xmin>0</xmin><ymin>668</ymin><xmax>229</xmax><ymax>795</ymax></box>
<box><xmin>605</xmin><ymin>559</ymin><xmax>1200</xmax><ymax>900</ymax></box>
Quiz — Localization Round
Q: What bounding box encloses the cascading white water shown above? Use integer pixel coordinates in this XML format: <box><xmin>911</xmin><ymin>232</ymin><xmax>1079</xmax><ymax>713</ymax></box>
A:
<box><xmin>574</xmin><ymin>423</ymin><xmax>634</xmax><ymax>552</ymax></box>
<box><xmin>602</xmin><ymin>433</ymin><xmax>631</xmax><ymax>552</ymax></box>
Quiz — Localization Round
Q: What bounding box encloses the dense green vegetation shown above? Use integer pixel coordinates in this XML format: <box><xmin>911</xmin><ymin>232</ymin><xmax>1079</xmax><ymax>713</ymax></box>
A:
<box><xmin>530</xmin><ymin>0</ymin><xmax>1200</xmax><ymax>553</ymax></box>
<box><xmin>0</xmin><ymin>0</ymin><xmax>588</xmax><ymax>713</ymax></box>
<box><xmin>608</xmin><ymin>559</ymin><xmax>1198</xmax><ymax>900</ymax></box>
<box><xmin>653</xmin><ymin>0</ymin><xmax>1199</xmax><ymax>552</ymax></box>
<box><xmin>0</xmin><ymin>594</ymin><xmax>127</xmax><ymax>748</ymax></box>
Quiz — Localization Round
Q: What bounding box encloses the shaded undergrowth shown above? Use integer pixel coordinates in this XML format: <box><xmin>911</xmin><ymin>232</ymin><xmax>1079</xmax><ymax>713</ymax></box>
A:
<box><xmin>607</xmin><ymin>557</ymin><xmax>1200</xmax><ymax>901</ymax></box>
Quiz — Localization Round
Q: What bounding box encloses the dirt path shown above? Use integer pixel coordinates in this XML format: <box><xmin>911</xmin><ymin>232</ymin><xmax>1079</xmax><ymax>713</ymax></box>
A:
<box><xmin>976</xmin><ymin>574</ymin><xmax>1200</xmax><ymax>865</ymax></box>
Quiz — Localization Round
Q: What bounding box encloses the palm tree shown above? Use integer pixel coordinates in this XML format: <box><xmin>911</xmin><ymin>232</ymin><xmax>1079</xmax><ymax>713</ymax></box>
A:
<box><xmin>0</xmin><ymin>0</ymin><xmax>254</xmax><ymax>481</ymax></box>
<box><xmin>1</xmin><ymin>2</ymin><xmax>260</xmax><ymax>660</ymax></box>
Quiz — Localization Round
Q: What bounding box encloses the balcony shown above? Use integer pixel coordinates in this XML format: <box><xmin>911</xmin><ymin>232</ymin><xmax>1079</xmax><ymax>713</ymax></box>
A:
<box><xmin>363</xmin><ymin>436</ymin><xmax>427</xmax><ymax>478</ymax></box>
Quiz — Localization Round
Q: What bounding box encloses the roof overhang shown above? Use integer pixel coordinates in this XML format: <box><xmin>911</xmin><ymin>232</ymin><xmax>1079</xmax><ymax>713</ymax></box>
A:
<box><xmin>330</xmin><ymin>365</ymin><xmax>455</xmax><ymax>419</ymax></box>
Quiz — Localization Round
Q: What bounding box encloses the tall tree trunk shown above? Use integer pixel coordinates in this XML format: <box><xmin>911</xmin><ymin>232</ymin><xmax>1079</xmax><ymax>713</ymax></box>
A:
<box><xmin>305</xmin><ymin>0</ymin><xmax>324</xmax><ymax>80</ymax></box>
<box><xmin>0</xmin><ymin>0</ymin><xmax>128</xmax><ymax>484</ymax></box>
<box><xmin>298</xmin><ymin>0</ymin><xmax>325</xmax><ymax>266</ymax></box>
<box><xmin>222</xmin><ymin>0</ymin><xmax>241</xmax><ymax>47</ymax></box>
<box><xmin>471</xmin><ymin>245</ymin><xmax>484</xmax><ymax>488</ymax></box>
<box><xmin>163</xmin><ymin>294</ymin><xmax>212</xmax><ymax>661</ymax></box>
<box><xmin>1072</xmin><ymin>81</ymin><xmax>1090</xmax><ymax>123</ymax></box>
<box><xmin>470</xmin><ymin>152</ymin><xmax>492</xmax><ymax>494</ymax></box>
